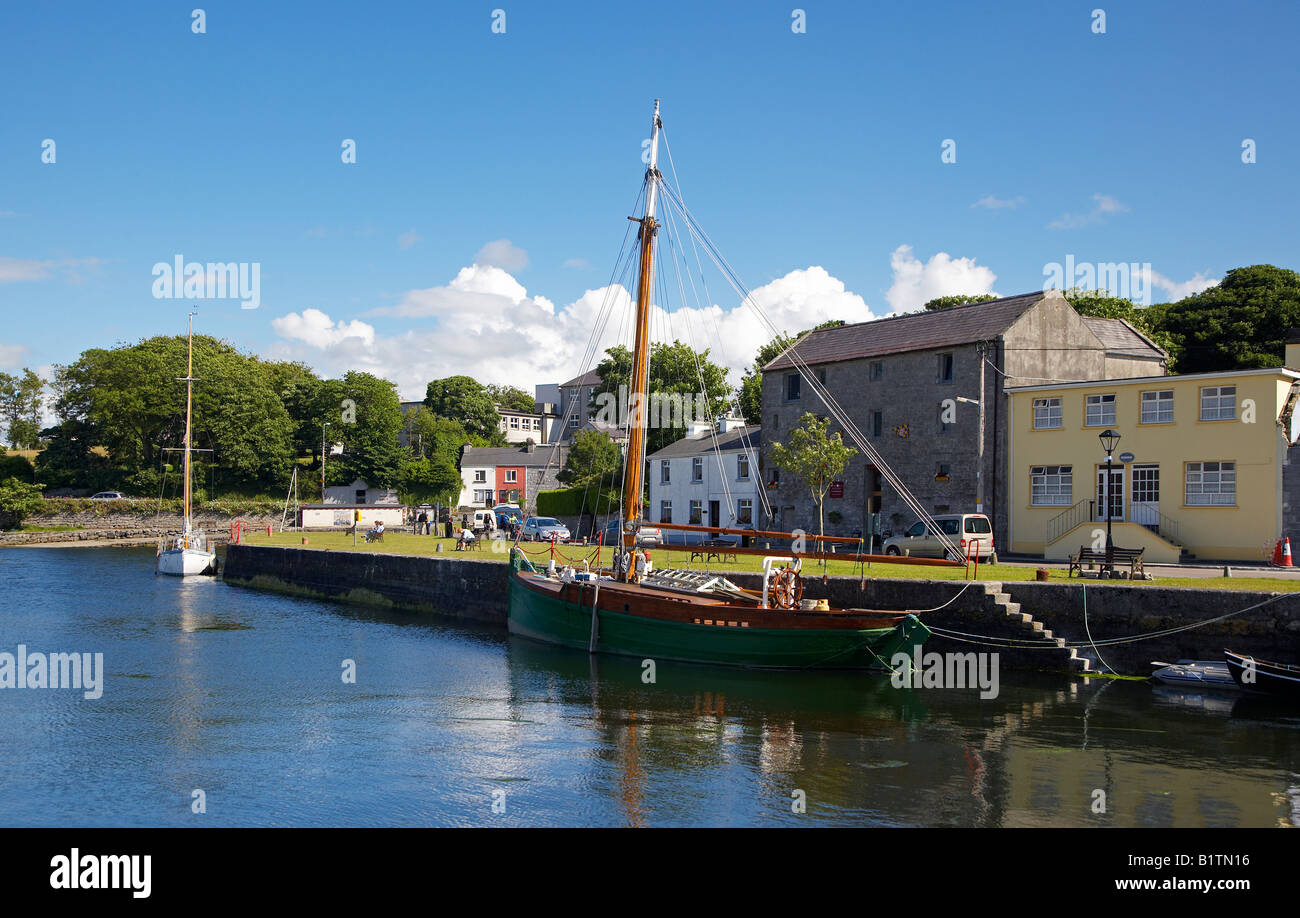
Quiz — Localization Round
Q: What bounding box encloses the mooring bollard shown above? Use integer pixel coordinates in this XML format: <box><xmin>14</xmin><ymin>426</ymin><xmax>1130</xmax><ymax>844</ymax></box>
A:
<box><xmin>301</xmin><ymin>536</ymin><xmax>308</xmax><ymax>545</ymax></box>
<box><xmin>1035</xmin><ymin>567</ymin><xmax>1050</xmax><ymax>582</ymax></box>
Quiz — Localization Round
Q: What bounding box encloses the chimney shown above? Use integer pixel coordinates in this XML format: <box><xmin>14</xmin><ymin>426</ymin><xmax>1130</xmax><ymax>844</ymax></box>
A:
<box><xmin>525</xmin><ymin>438</ymin><xmax>536</xmax><ymax>453</ymax></box>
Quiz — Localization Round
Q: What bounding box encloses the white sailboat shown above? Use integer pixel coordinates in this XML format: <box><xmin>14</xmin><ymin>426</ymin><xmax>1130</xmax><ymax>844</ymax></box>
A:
<box><xmin>156</xmin><ymin>313</ymin><xmax>218</xmax><ymax>577</ymax></box>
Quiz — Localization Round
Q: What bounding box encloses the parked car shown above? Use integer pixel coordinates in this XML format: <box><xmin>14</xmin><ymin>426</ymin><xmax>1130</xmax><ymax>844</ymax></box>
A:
<box><xmin>90</xmin><ymin>491</ymin><xmax>125</xmax><ymax>501</ymax></box>
<box><xmin>881</xmin><ymin>513</ymin><xmax>995</xmax><ymax>562</ymax></box>
<box><xmin>494</xmin><ymin>506</ymin><xmax>524</xmax><ymax>528</ymax></box>
<box><xmin>523</xmin><ymin>517</ymin><xmax>571</xmax><ymax>542</ymax></box>
<box><xmin>600</xmin><ymin>519</ymin><xmax>663</xmax><ymax>549</ymax></box>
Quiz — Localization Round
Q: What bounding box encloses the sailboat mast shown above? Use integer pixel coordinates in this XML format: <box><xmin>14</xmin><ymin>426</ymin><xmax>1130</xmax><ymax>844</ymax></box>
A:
<box><xmin>620</xmin><ymin>99</ymin><xmax>662</xmax><ymax>571</ymax></box>
<box><xmin>182</xmin><ymin>312</ymin><xmax>194</xmax><ymax>530</ymax></box>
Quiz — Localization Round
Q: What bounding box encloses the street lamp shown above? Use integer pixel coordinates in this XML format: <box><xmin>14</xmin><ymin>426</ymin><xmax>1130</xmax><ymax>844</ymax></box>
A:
<box><xmin>1098</xmin><ymin>429</ymin><xmax>1120</xmax><ymax>560</ymax></box>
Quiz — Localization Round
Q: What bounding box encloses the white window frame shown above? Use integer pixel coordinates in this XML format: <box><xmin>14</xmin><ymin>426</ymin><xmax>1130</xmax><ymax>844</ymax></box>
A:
<box><xmin>692</xmin><ymin>457</ymin><xmax>703</xmax><ymax>482</ymax></box>
<box><xmin>474</xmin><ymin>470</ymin><xmax>487</xmax><ymax>483</ymax></box>
<box><xmin>1186</xmin><ymin>461</ymin><xmax>1236</xmax><ymax>506</ymax></box>
<box><xmin>1030</xmin><ymin>465</ymin><xmax>1073</xmax><ymax>506</ymax></box>
<box><xmin>1140</xmin><ymin>389</ymin><xmax>1174</xmax><ymax>424</ymax></box>
<box><xmin>1033</xmin><ymin>397</ymin><xmax>1063</xmax><ymax>430</ymax></box>
<box><xmin>689</xmin><ymin>499</ymin><xmax>702</xmax><ymax>525</ymax></box>
<box><xmin>737</xmin><ymin>453</ymin><xmax>750</xmax><ymax>480</ymax></box>
<box><xmin>660</xmin><ymin>500</ymin><xmax>672</xmax><ymax>524</ymax></box>
<box><xmin>736</xmin><ymin>498</ymin><xmax>753</xmax><ymax>526</ymax></box>
<box><xmin>1085</xmin><ymin>393</ymin><xmax>1116</xmax><ymax>427</ymax></box>
<box><xmin>504</xmin><ymin>469</ymin><xmax>518</xmax><ymax>484</ymax></box>
<box><xmin>660</xmin><ymin>460</ymin><xmax>670</xmax><ymax>483</ymax></box>
<box><xmin>1200</xmin><ymin>386</ymin><xmax>1237</xmax><ymax>421</ymax></box>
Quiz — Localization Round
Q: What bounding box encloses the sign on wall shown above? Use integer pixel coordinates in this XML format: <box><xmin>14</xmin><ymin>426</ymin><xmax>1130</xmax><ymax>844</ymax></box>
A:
<box><xmin>829</xmin><ymin>481</ymin><xmax>844</xmax><ymax>499</ymax></box>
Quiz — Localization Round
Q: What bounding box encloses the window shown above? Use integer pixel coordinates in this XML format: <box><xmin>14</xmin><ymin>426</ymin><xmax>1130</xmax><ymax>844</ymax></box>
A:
<box><xmin>937</xmin><ymin>353</ymin><xmax>954</xmax><ymax>383</ymax></box>
<box><xmin>771</xmin><ymin>413</ymin><xmax>779</xmax><ymax>432</ymax></box>
<box><xmin>737</xmin><ymin>453</ymin><xmax>750</xmax><ymax>480</ymax></box>
<box><xmin>1030</xmin><ymin>465</ymin><xmax>1073</xmax><ymax>506</ymax></box>
<box><xmin>355</xmin><ymin>489</ymin><xmax>367</xmax><ymax>503</ymax></box>
<box><xmin>870</xmin><ymin>410</ymin><xmax>883</xmax><ymax>438</ymax></box>
<box><xmin>499</xmin><ymin>419</ymin><xmax>507</xmax><ymax>431</ymax></box>
<box><xmin>692</xmin><ymin>457</ymin><xmax>703</xmax><ymax>482</ymax></box>
<box><xmin>504</xmin><ymin>469</ymin><xmax>517</xmax><ymax>483</ymax></box>
<box><xmin>568</xmin><ymin>416</ymin><xmax>580</xmax><ymax>429</ymax></box>
<box><xmin>936</xmin><ymin>462</ymin><xmax>951</xmax><ymax>481</ymax></box>
<box><xmin>1186</xmin><ymin>461</ymin><xmax>1236</xmax><ymax>505</ymax></box>
<box><xmin>769</xmin><ymin>467</ymin><xmax>780</xmax><ymax>486</ymax></box>
<box><xmin>1201</xmin><ymin>386</ymin><xmax>1236</xmax><ymax>421</ymax></box>
<box><xmin>906</xmin><ymin>522</ymin><xmax>926</xmax><ymax>537</ymax></box>
<box><xmin>509</xmin><ymin>416</ymin><xmax>520</xmax><ymax>429</ymax></box>
<box><xmin>785</xmin><ymin>373</ymin><xmax>801</xmax><ymax>401</ymax></box>
<box><xmin>817</xmin><ymin>368</ymin><xmax>827</xmax><ymax>385</ymax></box>
<box><xmin>689</xmin><ymin>500</ymin><xmax>702</xmax><ymax>525</ymax></box>
<box><xmin>500</xmin><ymin>489</ymin><xmax>512</xmax><ymax>503</ymax></box>
<box><xmin>533</xmin><ymin>418</ymin><xmax>541</xmax><ymax>429</ymax></box>
<box><xmin>474</xmin><ymin>470</ymin><xmax>487</xmax><ymax>483</ymax></box>
<box><xmin>737</xmin><ymin>498</ymin><xmax>753</xmax><ymax>525</ymax></box>
<box><xmin>1085</xmin><ymin>393</ymin><xmax>1116</xmax><ymax>426</ymax></box>
<box><xmin>660</xmin><ymin>500</ymin><xmax>672</xmax><ymax>524</ymax></box>
<box><xmin>870</xmin><ymin>361</ymin><xmax>883</xmax><ymax>381</ymax></box>
<box><xmin>474</xmin><ymin>488</ymin><xmax>492</xmax><ymax>504</ymax></box>
<box><xmin>1141</xmin><ymin>390</ymin><xmax>1174</xmax><ymax>424</ymax></box>
<box><xmin>1033</xmin><ymin>397</ymin><xmax>1062</xmax><ymax>430</ymax></box>
<box><xmin>660</xmin><ymin>460</ymin><xmax>670</xmax><ymax>483</ymax></box>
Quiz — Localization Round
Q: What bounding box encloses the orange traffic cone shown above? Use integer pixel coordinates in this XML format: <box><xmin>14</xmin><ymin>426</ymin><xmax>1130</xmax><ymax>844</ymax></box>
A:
<box><xmin>1273</xmin><ymin>538</ymin><xmax>1284</xmax><ymax>565</ymax></box>
<box><xmin>1283</xmin><ymin>538</ymin><xmax>1294</xmax><ymax>568</ymax></box>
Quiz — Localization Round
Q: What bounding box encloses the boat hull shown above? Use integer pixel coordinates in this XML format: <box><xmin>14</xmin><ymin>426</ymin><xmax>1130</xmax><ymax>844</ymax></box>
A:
<box><xmin>507</xmin><ymin>568</ymin><xmax>929</xmax><ymax>670</ymax></box>
<box><xmin>157</xmin><ymin>547</ymin><xmax>217</xmax><ymax>577</ymax></box>
<box><xmin>1224</xmin><ymin>649</ymin><xmax>1300</xmax><ymax>699</ymax></box>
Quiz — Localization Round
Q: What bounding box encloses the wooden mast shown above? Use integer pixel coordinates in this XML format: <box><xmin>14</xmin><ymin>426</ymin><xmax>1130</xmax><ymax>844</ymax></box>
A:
<box><xmin>619</xmin><ymin>99</ymin><xmax>662</xmax><ymax>580</ymax></box>
<box><xmin>182</xmin><ymin>312</ymin><xmax>194</xmax><ymax>534</ymax></box>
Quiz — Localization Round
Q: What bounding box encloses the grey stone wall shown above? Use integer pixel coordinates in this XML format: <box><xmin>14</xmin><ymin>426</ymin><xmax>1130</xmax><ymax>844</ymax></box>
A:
<box><xmin>1284</xmin><ymin>442</ymin><xmax>1300</xmax><ymax>542</ymax></box>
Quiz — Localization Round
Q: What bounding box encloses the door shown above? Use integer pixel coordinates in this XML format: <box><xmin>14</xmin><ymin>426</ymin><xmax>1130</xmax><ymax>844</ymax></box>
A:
<box><xmin>1131</xmin><ymin>464</ymin><xmax>1159</xmax><ymax>526</ymax></box>
<box><xmin>708</xmin><ymin>500</ymin><xmax>720</xmax><ymax>535</ymax></box>
<box><xmin>1096</xmin><ymin>464</ymin><xmax>1124</xmax><ymax>522</ymax></box>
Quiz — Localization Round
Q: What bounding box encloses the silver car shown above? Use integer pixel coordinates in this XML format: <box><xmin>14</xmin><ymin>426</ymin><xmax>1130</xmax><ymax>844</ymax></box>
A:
<box><xmin>523</xmin><ymin>517</ymin><xmax>571</xmax><ymax>542</ymax></box>
<box><xmin>600</xmin><ymin>520</ymin><xmax>662</xmax><ymax>548</ymax></box>
<box><xmin>881</xmin><ymin>513</ymin><xmax>995</xmax><ymax>561</ymax></box>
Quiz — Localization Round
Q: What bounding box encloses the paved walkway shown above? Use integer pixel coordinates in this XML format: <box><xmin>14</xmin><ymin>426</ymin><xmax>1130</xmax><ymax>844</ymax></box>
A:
<box><xmin>1000</xmin><ymin>556</ymin><xmax>1300</xmax><ymax>580</ymax></box>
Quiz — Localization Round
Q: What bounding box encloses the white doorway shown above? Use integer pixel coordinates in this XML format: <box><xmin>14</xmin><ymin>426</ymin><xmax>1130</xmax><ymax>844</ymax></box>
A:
<box><xmin>1131</xmin><ymin>464</ymin><xmax>1159</xmax><ymax>527</ymax></box>
<box><xmin>1096</xmin><ymin>464</ymin><xmax>1124</xmax><ymax>522</ymax></box>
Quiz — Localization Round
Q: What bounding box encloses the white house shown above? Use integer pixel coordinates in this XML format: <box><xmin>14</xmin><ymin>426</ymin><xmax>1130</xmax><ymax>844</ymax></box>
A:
<box><xmin>646</xmin><ymin>418</ymin><xmax>762</xmax><ymax>544</ymax></box>
<box><xmin>496</xmin><ymin>406</ymin><xmax>554</xmax><ymax>444</ymax></box>
<box><xmin>323</xmin><ymin>478</ymin><xmax>399</xmax><ymax>505</ymax></box>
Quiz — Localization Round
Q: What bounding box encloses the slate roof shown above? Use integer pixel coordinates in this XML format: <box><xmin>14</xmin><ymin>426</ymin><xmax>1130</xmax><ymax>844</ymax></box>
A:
<box><xmin>763</xmin><ymin>291</ymin><xmax>1050</xmax><ymax>371</ymax></box>
<box><xmin>1081</xmin><ymin>317</ymin><xmax>1166</xmax><ymax>358</ymax></box>
<box><xmin>558</xmin><ymin>369</ymin><xmax>601</xmax><ymax>388</ymax></box>
<box><xmin>647</xmin><ymin>426</ymin><xmax>762</xmax><ymax>459</ymax></box>
<box><xmin>461</xmin><ymin>445</ymin><xmax>569</xmax><ymax>468</ymax></box>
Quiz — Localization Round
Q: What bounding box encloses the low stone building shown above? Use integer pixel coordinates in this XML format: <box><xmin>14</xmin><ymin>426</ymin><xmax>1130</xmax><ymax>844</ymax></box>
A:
<box><xmin>760</xmin><ymin>290</ymin><xmax>1167</xmax><ymax>545</ymax></box>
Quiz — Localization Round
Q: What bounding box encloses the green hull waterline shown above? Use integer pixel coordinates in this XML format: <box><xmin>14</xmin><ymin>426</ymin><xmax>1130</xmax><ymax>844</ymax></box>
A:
<box><xmin>506</xmin><ymin>560</ymin><xmax>931</xmax><ymax>670</ymax></box>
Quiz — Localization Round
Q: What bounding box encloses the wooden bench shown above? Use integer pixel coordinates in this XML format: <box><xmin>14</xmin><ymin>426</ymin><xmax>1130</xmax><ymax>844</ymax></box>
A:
<box><xmin>690</xmin><ymin>539</ymin><xmax>738</xmax><ymax>565</ymax></box>
<box><xmin>1068</xmin><ymin>545</ymin><xmax>1144</xmax><ymax>579</ymax></box>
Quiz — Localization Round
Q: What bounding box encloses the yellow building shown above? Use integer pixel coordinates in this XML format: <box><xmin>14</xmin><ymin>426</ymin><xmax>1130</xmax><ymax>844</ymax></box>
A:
<box><xmin>1006</xmin><ymin>368</ymin><xmax>1300</xmax><ymax>562</ymax></box>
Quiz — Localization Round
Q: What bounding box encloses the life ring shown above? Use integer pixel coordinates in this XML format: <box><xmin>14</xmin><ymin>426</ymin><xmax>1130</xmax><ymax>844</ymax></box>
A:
<box><xmin>768</xmin><ymin>566</ymin><xmax>803</xmax><ymax>610</ymax></box>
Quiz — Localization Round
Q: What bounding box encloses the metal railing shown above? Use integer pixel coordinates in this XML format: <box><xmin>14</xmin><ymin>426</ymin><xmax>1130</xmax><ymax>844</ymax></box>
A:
<box><xmin>1046</xmin><ymin>499</ymin><xmax>1095</xmax><ymax>545</ymax></box>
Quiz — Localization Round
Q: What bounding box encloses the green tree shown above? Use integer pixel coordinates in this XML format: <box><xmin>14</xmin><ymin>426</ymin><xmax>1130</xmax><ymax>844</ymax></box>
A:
<box><xmin>0</xmin><ymin>448</ymin><xmax>35</xmax><ymax>483</ymax></box>
<box><xmin>738</xmin><ymin>320</ymin><xmax>846</xmax><ymax>425</ymax></box>
<box><xmin>0</xmin><ymin>476</ymin><xmax>45</xmax><ymax>529</ymax></box>
<box><xmin>923</xmin><ymin>294</ymin><xmax>997</xmax><ymax>311</ymax></box>
<box><xmin>0</xmin><ymin>369</ymin><xmax>45</xmax><ymax>449</ymax></box>
<box><xmin>1153</xmin><ymin>265</ymin><xmax>1300</xmax><ymax>373</ymax></box>
<box><xmin>34</xmin><ymin>419</ymin><xmax>114</xmax><ymax>491</ymax></box>
<box><xmin>558</xmin><ymin>429</ymin><xmax>622</xmax><ymax>490</ymax></box>
<box><xmin>769</xmin><ymin>412</ymin><xmax>856</xmax><ymax>562</ymax></box>
<box><xmin>592</xmin><ymin>340</ymin><xmax>731</xmax><ymax>454</ymax></box>
<box><xmin>398</xmin><ymin>455</ymin><xmax>462</xmax><ymax>506</ymax></box>
<box><xmin>1063</xmin><ymin>289</ymin><xmax>1177</xmax><ymax>366</ymax></box>
<box><xmin>424</xmin><ymin>376</ymin><xmax>504</xmax><ymax>443</ymax></box>
<box><xmin>327</xmin><ymin>371</ymin><xmax>405</xmax><ymax>489</ymax></box>
<box><xmin>486</xmin><ymin>384</ymin><xmax>536</xmax><ymax>413</ymax></box>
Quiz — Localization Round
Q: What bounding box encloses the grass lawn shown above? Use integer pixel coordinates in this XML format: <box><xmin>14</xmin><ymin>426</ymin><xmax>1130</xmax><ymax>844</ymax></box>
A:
<box><xmin>237</xmin><ymin>530</ymin><xmax>1300</xmax><ymax>593</ymax></box>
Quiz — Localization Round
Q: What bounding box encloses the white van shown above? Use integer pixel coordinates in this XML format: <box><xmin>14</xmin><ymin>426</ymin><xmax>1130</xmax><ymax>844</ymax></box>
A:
<box><xmin>881</xmin><ymin>513</ymin><xmax>996</xmax><ymax>562</ymax></box>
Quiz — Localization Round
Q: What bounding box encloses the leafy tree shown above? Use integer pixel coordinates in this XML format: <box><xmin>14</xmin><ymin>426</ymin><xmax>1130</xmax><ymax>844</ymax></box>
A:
<box><xmin>0</xmin><ymin>369</ymin><xmax>45</xmax><ymax>449</ymax></box>
<box><xmin>33</xmin><ymin>419</ymin><xmax>114</xmax><ymax>491</ymax></box>
<box><xmin>486</xmin><ymin>384</ymin><xmax>536</xmax><ymax>413</ymax></box>
<box><xmin>592</xmin><ymin>340</ymin><xmax>731</xmax><ymax>454</ymax></box>
<box><xmin>923</xmin><ymin>294</ymin><xmax>997</xmax><ymax>311</ymax></box>
<box><xmin>557</xmin><ymin>429</ymin><xmax>622</xmax><ymax>490</ymax></box>
<box><xmin>769</xmin><ymin>412</ymin><xmax>856</xmax><ymax>562</ymax></box>
<box><xmin>738</xmin><ymin>320</ymin><xmax>846</xmax><ymax>425</ymax></box>
<box><xmin>398</xmin><ymin>455</ymin><xmax>462</xmax><ymax>506</ymax></box>
<box><xmin>326</xmin><ymin>371</ymin><xmax>405</xmax><ymax>489</ymax></box>
<box><xmin>0</xmin><ymin>477</ymin><xmax>45</xmax><ymax>529</ymax></box>
<box><xmin>1152</xmin><ymin>265</ymin><xmax>1300</xmax><ymax>373</ymax></box>
<box><xmin>424</xmin><ymin>376</ymin><xmax>504</xmax><ymax>443</ymax></box>
<box><xmin>0</xmin><ymin>448</ymin><xmax>35</xmax><ymax>483</ymax></box>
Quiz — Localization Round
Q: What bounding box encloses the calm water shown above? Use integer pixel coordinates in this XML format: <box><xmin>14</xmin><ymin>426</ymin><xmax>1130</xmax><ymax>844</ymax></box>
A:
<box><xmin>1</xmin><ymin>545</ymin><xmax>1298</xmax><ymax>827</ymax></box>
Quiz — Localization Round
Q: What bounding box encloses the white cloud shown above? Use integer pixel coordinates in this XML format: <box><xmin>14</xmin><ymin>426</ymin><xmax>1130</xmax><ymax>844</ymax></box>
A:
<box><xmin>473</xmin><ymin>239</ymin><xmax>529</xmax><ymax>272</ymax></box>
<box><xmin>1048</xmin><ymin>193</ymin><xmax>1130</xmax><ymax>230</ymax></box>
<box><xmin>0</xmin><ymin>344</ymin><xmax>30</xmax><ymax>369</ymax></box>
<box><xmin>397</xmin><ymin>229</ymin><xmax>423</xmax><ymax>251</ymax></box>
<box><xmin>1149</xmin><ymin>269</ymin><xmax>1219</xmax><ymax>301</ymax></box>
<box><xmin>0</xmin><ymin>256</ymin><xmax>104</xmax><ymax>284</ymax></box>
<box><xmin>971</xmin><ymin>194</ymin><xmax>1025</xmax><ymax>210</ymax></box>
<box><xmin>270</xmin><ymin>308</ymin><xmax>375</xmax><ymax>349</ymax></box>
<box><xmin>885</xmin><ymin>245</ymin><xmax>998</xmax><ymax>313</ymax></box>
<box><xmin>269</xmin><ymin>263</ymin><xmax>877</xmax><ymax>400</ymax></box>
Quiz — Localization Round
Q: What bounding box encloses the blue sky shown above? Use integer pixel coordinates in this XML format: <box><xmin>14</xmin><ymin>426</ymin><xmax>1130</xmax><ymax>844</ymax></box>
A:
<box><xmin>2</xmin><ymin>0</ymin><xmax>1297</xmax><ymax>399</ymax></box>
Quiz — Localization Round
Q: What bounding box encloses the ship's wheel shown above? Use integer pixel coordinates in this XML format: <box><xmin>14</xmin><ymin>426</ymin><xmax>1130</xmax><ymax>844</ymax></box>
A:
<box><xmin>769</xmin><ymin>567</ymin><xmax>803</xmax><ymax>610</ymax></box>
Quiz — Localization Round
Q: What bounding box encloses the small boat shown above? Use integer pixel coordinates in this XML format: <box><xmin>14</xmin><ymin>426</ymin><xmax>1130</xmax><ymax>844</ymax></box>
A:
<box><xmin>1150</xmin><ymin>659</ymin><xmax>1238</xmax><ymax>691</ymax></box>
<box><xmin>156</xmin><ymin>313</ymin><xmax>218</xmax><ymax>577</ymax></box>
<box><xmin>1224</xmin><ymin>650</ymin><xmax>1300</xmax><ymax>700</ymax></box>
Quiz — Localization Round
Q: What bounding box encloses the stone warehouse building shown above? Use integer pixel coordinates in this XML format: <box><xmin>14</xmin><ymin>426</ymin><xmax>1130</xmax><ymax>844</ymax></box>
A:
<box><xmin>760</xmin><ymin>290</ymin><xmax>1167</xmax><ymax>546</ymax></box>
